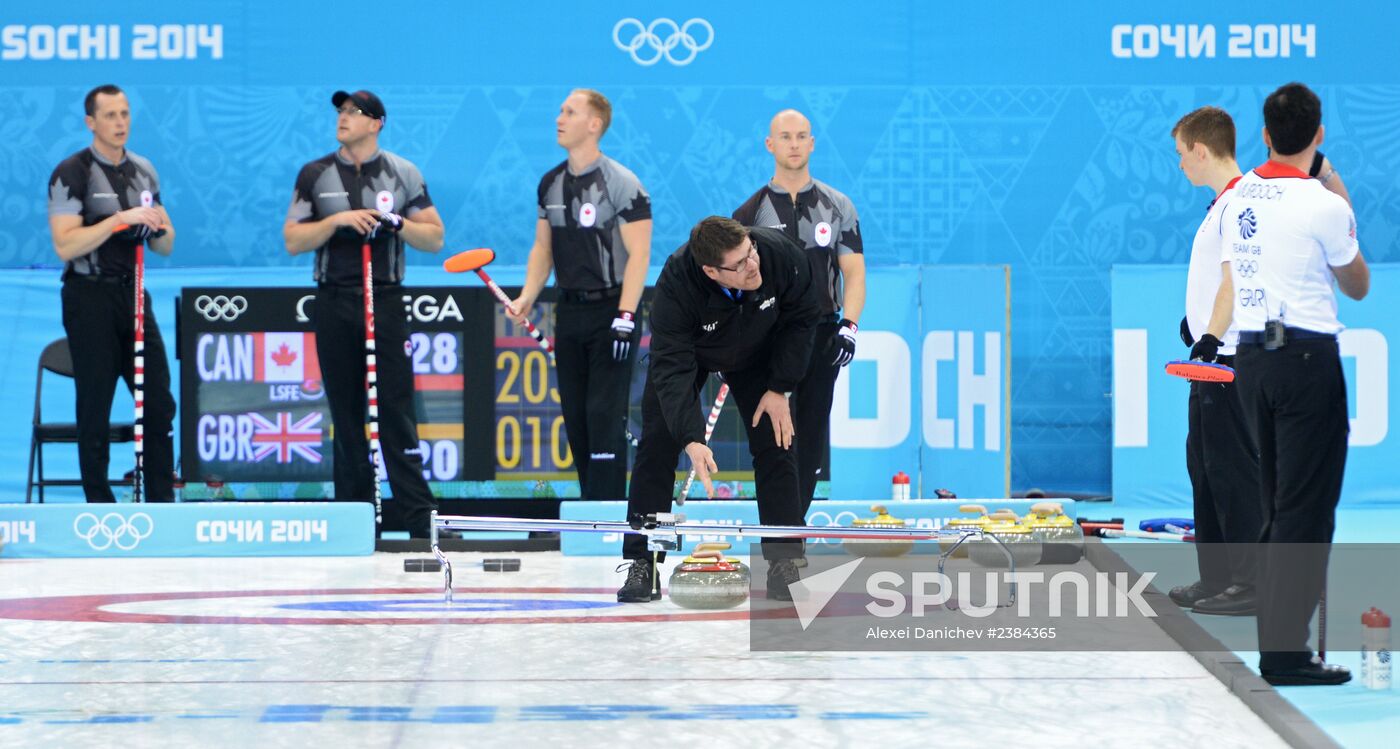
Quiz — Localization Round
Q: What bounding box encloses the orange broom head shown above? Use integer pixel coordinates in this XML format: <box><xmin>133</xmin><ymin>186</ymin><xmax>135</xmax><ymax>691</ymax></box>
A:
<box><xmin>443</xmin><ymin>247</ymin><xmax>495</xmax><ymax>273</ymax></box>
<box><xmin>1165</xmin><ymin>360</ymin><xmax>1235</xmax><ymax>383</ymax></box>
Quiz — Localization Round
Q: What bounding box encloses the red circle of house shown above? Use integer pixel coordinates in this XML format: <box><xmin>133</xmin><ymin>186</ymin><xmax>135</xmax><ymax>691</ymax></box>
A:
<box><xmin>0</xmin><ymin>587</ymin><xmax>778</xmax><ymax>626</ymax></box>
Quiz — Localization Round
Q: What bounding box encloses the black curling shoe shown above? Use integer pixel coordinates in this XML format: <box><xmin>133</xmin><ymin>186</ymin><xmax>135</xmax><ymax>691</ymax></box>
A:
<box><xmin>616</xmin><ymin>558</ymin><xmax>660</xmax><ymax>602</ymax></box>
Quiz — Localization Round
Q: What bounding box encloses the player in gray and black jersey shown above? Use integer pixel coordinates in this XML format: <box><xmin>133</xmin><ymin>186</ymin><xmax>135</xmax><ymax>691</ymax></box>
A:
<box><xmin>509</xmin><ymin>89</ymin><xmax>652</xmax><ymax>501</ymax></box>
<box><xmin>48</xmin><ymin>84</ymin><xmax>178</xmax><ymax>503</ymax></box>
<box><xmin>733</xmin><ymin>109</ymin><xmax>866</xmax><ymax>519</ymax></box>
<box><xmin>283</xmin><ymin>89</ymin><xmax>445</xmax><ymax>538</ymax></box>
<box><xmin>284</xmin><ymin>98</ymin><xmax>435</xmax><ymax>287</ymax></box>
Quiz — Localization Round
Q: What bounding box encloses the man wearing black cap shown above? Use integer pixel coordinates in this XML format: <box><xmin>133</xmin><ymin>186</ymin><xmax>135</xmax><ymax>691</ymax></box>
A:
<box><xmin>47</xmin><ymin>83</ymin><xmax>178</xmax><ymax>503</ymax></box>
<box><xmin>616</xmin><ymin>216</ymin><xmax>821</xmax><ymax>603</ymax></box>
<box><xmin>282</xmin><ymin>89</ymin><xmax>445</xmax><ymax>537</ymax></box>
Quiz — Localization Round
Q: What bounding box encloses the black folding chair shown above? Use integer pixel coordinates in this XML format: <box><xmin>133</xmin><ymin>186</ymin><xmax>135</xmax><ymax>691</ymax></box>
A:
<box><xmin>25</xmin><ymin>338</ymin><xmax>136</xmax><ymax>503</ymax></box>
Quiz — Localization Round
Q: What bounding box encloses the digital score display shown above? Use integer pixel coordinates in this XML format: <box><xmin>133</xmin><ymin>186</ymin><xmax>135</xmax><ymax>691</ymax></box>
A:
<box><xmin>179</xmin><ymin>287</ymin><xmax>484</xmax><ymax>488</ymax></box>
<box><xmin>493</xmin><ymin>333</ymin><xmax>572</xmax><ymax>476</ymax></box>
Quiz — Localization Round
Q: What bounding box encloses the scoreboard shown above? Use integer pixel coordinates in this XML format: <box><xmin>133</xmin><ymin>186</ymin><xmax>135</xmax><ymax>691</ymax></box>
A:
<box><xmin>178</xmin><ymin>286</ymin><xmax>759</xmax><ymax>500</ymax></box>
<box><xmin>179</xmin><ymin>287</ymin><xmax>489</xmax><ymax>488</ymax></box>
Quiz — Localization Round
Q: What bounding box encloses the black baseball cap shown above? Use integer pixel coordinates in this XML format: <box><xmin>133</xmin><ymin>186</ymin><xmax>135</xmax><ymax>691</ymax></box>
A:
<box><xmin>331</xmin><ymin>90</ymin><xmax>386</xmax><ymax>121</ymax></box>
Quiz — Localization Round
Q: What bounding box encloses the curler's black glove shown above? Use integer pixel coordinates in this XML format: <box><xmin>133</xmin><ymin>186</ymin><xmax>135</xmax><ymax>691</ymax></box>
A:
<box><xmin>831</xmin><ymin>318</ymin><xmax>858</xmax><ymax>367</ymax></box>
<box><xmin>610</xmin><ymin>310</ymin><xmax>636</xmax><ymax>362</ymax></box>
<box><xmin>1190</xmin><ymin>334</ymin><xmax>1221</xmax><ymax>363</ymax></box>
<box><xmin>120</xmin><ymin>224</ymin><xmax>166</xmax><ymax>241</ymax></box>
<box><xmin>377</xmin><ymin>211</ymin><xmax>404</xmax><ymax>233</ymax></box>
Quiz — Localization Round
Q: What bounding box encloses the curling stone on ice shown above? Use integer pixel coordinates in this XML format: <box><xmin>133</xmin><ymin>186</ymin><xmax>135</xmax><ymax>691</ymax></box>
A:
<box><xmin>969</xmin><ymin>510</ymin><xmax>1042</xmax><ymax>568</ymax></box>
<box><xmin>668</xmin><ymin>542</ymin><xmax>751</xmax><ymax>610</ymax></box>
<box><xmin>843</xmin><ymin>504</ymin><xmax>915</xmax><ymax>557</ymax></box>
<box><xmin>1024</xmin><ymin>502</ymin><xmax>1084</xmax><ymax>564</ymax></box>
<box><xmin>939</xmin><ymin>504</ymin><xmax>993</xmax><ymax>558</ymax></box>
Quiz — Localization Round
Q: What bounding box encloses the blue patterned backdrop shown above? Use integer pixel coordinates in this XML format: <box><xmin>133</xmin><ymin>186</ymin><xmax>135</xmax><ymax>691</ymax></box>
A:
<box><xmin>4</xmin><ymin>1</ymin><xmax>1398</xmax><ymax>494</ymax></box>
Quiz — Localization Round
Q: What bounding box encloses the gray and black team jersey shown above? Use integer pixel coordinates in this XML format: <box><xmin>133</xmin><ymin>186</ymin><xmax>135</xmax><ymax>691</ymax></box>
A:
<box><xmin>732</xmin><ymin>179</ymin><xmax>862</xmax><ymax>316</ymax></box>
<box><xmin>536</xmin><ymin>154</ymin><xmax>651</xmax><ymax>291</ymax></box>
<box><xmin>286</xmin><ymin>149</ymin><xmax>433</xmax><ymax>286</ymax></box>
<box><xmin>47</xmin><ymin>147</ymin><xmax>162</xmax><ymax>278</ymax></box>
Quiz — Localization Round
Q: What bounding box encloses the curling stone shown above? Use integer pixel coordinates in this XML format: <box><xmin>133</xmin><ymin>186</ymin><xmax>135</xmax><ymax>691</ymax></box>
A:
<box><xmin>939</xmin><ymin>504</ymin><xmax>992</xmax><ymax>558</ymax></box>
<box><xmin>843</xmin><ymin>504</ymin><xmax>915</xmax><ymax>557</ymax></box>
<box><xmin>1024</xmin><ymin>502</ymin><xmax>1084</xmax><ymax>564</ymax></box>
<box><xmin>968</xmin><ymin>512</ymin><xmax>1042</xmax><ymax>569</ymax></box>
<box><xmin>668</xmin><ymin>542</ymin><xmax>751</xmax><ymax>610</ymax></box>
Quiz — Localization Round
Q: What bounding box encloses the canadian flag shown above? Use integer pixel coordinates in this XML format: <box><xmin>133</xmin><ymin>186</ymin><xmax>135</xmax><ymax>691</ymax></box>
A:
<box><xmin>254</xmin><ymin>333</ymin><xmax>321</xmax><ymax>384</ymax></box>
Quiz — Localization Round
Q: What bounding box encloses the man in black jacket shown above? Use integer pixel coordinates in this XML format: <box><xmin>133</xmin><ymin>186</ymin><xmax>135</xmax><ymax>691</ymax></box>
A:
<box><xmin>617</xmin><ymin>216</ymin><xmax>822</xmax><ymax>603</ymax></box>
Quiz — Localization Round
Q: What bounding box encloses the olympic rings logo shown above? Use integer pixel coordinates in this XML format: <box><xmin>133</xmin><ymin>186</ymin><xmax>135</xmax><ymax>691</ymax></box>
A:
<box><xmin>1235</xmin><ymin>259</ymin><xmax>1259</xmax><ymax>278</ymax></box>
<box><xmin>194</xmin><ymin>294</ymin><xmax>249</xmax><ymax>322</ymax></box>
<box><xmin>613</xmin><ymin>18</ymin><xmax>714</xmax><ymax>67</ymax></box>
<box><xmin>73</xmin><ymin>512</ymin><xmax>154</xmax><ymax>551</ymax></box>
<box><xmin>805</xmin><ymin>510</ymin><xmax>859</xmax><ymax>544</ymax></box>
<box><xmin>806</xmin><ymin>511</ymin><xmax>860</xmax><ymax>528</ymax></box>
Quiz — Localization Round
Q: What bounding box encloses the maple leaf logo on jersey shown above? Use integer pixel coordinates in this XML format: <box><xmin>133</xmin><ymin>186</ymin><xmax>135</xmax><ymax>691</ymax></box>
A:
<box><xmin>1238</xmin><ymin>208</ymin><xmax>1258</xmax><ymax>239</ymax></box>
<box><xmin>271</xmin><ymin>343</ymin><xmax>298</xmax><ymax>368</ymax></box>
<box><xmin>814</xmin><ymin>221</ymin><xmax>833</xmax><ymax>247</ymax></box>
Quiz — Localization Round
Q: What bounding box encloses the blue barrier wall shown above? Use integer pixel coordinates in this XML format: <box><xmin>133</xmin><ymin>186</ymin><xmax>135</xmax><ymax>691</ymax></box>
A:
<box><xmin>1112</xmin><ymin>265</ymin><xmax>1397</xmax><ymax>508</ymax></box>
<box><xmin>0</xmin><ymin>502</ymin><xmax>373</xmax><ymax>557</ymax></box>
<box><xmin>5</xmin><ymin>1</ymin><xmax>1398</xmax><ymax>493</ymax></box>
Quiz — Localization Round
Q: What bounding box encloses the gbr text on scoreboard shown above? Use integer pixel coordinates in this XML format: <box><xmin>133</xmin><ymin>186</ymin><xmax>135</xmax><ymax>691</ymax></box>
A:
<box><xmin>2</xmin><ymin>24</ymin><xmax>222</xmax><ymax>60</ymax></box>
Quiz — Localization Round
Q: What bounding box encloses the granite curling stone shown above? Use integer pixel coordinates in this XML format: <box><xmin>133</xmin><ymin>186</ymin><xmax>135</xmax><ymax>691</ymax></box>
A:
<box><xmin>843</xmin><ymin>504</ymin><xmax>915</xmax><ymax>557</ymax></box>
<box><xmin>968</xmin><ymin>510</ymin><xmax>1043</xmax><ymax>568</ymax></box>
<box><xmin>668</xmin><ymin>542</ymin><xmax>751</xmax><ymax>610</ymax></box>
<box><xmin>939</xmin><ymin>504</ymin><xmax>993</xmax><ymax>558</ymax></box>
<box><xmin>1024</xmin><ymin>501</ymin><xmax>1084</xmax><ymax>564</ymax></box>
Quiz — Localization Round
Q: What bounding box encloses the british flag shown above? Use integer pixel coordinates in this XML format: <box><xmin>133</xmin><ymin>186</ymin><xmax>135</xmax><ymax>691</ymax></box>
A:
<box><xmin>250</xmin><ymin>412</ymin><xmax>324</xmax><ymax>464</ymax></box>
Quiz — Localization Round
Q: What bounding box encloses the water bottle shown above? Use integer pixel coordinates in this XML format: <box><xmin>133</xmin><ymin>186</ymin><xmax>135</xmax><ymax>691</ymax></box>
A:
<box><xmin>891</xmin><ymin>471</ymin><xmax>911</xmax><ymax>501</ymax></box>
<box><xmin>1362</xmin><ymin>607</ymin><xmax>1391</xmax><ymax>690</ymax></box>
